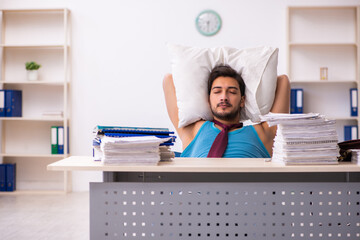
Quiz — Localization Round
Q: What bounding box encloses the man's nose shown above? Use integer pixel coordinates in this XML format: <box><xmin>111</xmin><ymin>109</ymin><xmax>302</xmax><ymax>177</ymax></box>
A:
<box><xmin>220</xmin><ymin>92</ymin><xmax>229</xmax><ymax>101</ymax></box>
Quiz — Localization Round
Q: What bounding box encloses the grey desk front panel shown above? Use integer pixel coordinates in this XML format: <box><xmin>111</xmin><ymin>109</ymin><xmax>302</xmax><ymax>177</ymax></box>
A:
<box><xmin>103</xmin><ymin>172</ymin><xmax>360</xmax><ymax>182</ymax></box>
<box><xmin>90</xmin><ymin>182</ymin><xmax>360</xmax><ymax>240</ymax></box>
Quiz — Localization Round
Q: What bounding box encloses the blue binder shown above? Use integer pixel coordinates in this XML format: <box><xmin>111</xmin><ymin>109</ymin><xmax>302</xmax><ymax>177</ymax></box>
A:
<box><xmin>95</xmin><ymin>125</ymin><xmax>174</xmax><ymax>136</ymax></box>
<box><xmin>67</xmin><ymin>126</ymin><xmax>70</xmax><ymax>154</ymax></box>
<box><xmin>0</xmin><ymin>164</ymin><xmax>6</xmax><ymax>191</ymax></box>
<box><xmin>5</xmin><ymin>90</ymin><xmax>22</xmax><ymax>117</ymax></box>
<box><xmin>350</xmin><ymin>88</ymin><xmax>358</xmax><ymax>117</ymax></box>
<box><xmin>290</xmin><ymin>88</ymin><xmax>303</xmax><ymax>114</ymax></box>
<box><xmin>57</xmin><ymin>126</ymin><xmax>64</xmax><ymax>154</ymax></box>
<box><xmin>5</xmin><ymin>164</ymin><xmax>16</xmax><ymax>191</ymax></box>
<box><xmin>344</xmin><ymin>125</ymin><xmax>358</xmax><ymax>141</ymax></box>
<box><xmin>0</xmin><ymin>90</ymin><xmax>5</xmax><ymax>117</ymax></box>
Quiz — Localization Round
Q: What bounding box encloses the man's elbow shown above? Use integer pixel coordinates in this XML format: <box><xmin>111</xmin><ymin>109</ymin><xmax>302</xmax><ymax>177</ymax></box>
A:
<box><xmin>271</xmin><ymin>74</ymin><xmax>290</xmax><ymax>113</ymax></box>
<box><xmin>277</xmin><ymin>75</ymin><xmax>290</xmax><ymax>93</ymax></box>
<box><xmin>277</xmin><ymin>74</ymin><xmax>290</xmax><ymax>86</ymax></box>
<box><xmin>163</xmin><ymin>73</ymin><xmax>173</xmax><ymax>91</ymax></box>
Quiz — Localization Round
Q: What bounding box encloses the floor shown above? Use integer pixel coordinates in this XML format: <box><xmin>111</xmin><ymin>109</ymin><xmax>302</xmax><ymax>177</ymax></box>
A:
<box><xmin>0</xmin><ymin>192</ymin><xmax>89</xmax><ymax>240</ymax></box>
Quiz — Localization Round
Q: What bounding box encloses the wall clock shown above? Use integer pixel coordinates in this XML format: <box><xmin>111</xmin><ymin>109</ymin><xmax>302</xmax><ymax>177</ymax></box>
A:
<box><xmin>195</xmin><ymin>10</ymin><xmax>222</xmax><ymax>36</ymax></box>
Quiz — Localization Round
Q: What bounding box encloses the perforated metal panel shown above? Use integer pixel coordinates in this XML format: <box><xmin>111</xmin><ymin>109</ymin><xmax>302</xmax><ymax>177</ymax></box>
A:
<box><xmin>90</xmin><ymin>182</ymin><xmax>360</xmax><ymax>239</ymax></box>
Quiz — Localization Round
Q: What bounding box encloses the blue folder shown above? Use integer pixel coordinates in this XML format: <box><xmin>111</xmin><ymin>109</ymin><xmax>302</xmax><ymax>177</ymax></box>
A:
<box><xmin>0</xmin><ymin>90</ymin><xmax>5</xmax><ymax>117</ymax></box>
<box><xmin>290</xmin><ymin>88</ymin><xmax>303</xmax><ymax>114</ymax></box>
<box><xmin>103</xmin><ymin>133</ymin><xmax>176</xmax><ymax>146</ymax></box>
<box><xmin>350</xmin><ymin>88</ymin><xmax>358</xmax><ymax>117</ymax></box>
<box><xmin>344</xmin><ymin>125</ymin><xmax>358</xmax><ymax>141</ymax></box>
<box><xmin>57</xmin><ymin>126</ymin><xmax>64</xmax><ymax>154</ymax></box>
<box><xmin>95</xmin><ymin>125</ymin><xmax>174</xmax><ymax>136</ymax></box>
<box><xmin>0</xmin><ymin>164</ymin><xmax>6</xmax><ymax>191</ymax></box>
<box><xmin>104</xmin><ymin>132</ymin><xmax>176</xmax><ymax>140</ymax></box>
<box><xmin>4</xmin><ymin>90</ymin><xmax>22</xmax><ymax>117</ymax></box>
<box><xmin>5</xmin><ymin>164</ymin><xmax>16</xmax><ymax>191</ymax></box>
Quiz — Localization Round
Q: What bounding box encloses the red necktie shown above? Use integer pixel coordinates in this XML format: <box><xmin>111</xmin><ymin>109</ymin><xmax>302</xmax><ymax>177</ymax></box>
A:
<box><xmin>207</xmin><ymin>119</ymin><xmax>243</xmax><ymax>158</ymax></box>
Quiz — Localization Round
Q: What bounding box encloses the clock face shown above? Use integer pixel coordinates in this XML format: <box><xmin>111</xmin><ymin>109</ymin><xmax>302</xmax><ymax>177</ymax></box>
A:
<box><xmin>196</xmin><ymin>10</ymin><xmax>222</xmax><ymax>36</ymax></box>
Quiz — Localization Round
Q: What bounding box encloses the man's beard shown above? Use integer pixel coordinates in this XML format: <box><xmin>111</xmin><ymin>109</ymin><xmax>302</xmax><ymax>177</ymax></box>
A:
<box><xmin>211</xmin><ymin>102</ymin><xmax>241</xmax><ymax>121</ymax></box>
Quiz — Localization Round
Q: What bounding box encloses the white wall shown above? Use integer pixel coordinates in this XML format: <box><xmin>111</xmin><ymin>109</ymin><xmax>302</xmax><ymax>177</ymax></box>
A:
<box><xmin>1</xmin><ymin>0</ymin><xmax>360</xmax><ymax>191</ymax></box>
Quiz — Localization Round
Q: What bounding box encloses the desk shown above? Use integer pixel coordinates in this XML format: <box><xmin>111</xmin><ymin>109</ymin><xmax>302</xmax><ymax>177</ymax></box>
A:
<box><xmin>48</xmin><ymin>157</ymin><xmax>360</xmax><ymax>240</ymax></box>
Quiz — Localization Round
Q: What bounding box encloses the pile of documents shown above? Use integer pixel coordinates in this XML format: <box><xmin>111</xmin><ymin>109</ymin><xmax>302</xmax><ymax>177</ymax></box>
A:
<box><xmin>261</xmin><ymin>113</ymin><xmax>339</xmax><ymax>165</ymax></box>
<box><xmin>351</xmin><ymin>150</ymin><xmax>360</xmax><ymax>165</ymax></box>
<box><xmin>93</xmin><ymin>125</ymin><xmax>176</xmax><ymax>165</ymax></box>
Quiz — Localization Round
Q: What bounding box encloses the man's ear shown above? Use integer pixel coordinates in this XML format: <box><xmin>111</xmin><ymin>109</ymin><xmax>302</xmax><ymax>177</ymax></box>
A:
<box><xmin>240</xmin><ymin>96</ymin><xmax>245</xmax><ymax>108</ymax></box>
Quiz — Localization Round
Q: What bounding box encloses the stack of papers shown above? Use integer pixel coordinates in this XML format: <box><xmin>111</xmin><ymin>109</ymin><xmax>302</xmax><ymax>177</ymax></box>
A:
<box><xmin>351</xmin><ymin>149</ymin><xmax>360</xmax><ymax>165</ymax></box>
<box><xmin>261</xmin><ymin>113</ymin><xmax>339</xmax><ymax>165</ymax></box>
<box><xmin>42</xmin><ymin>111</ymin><xmax>63</xmax><ymax>118</ymax></box>
<box><xmin>159</xmin><ymin>146</ymin><xmax>175</xmax><ymax>161</ymax></box>
<box><xmin>92</xmin><ymin>125</ymin><xmax>176</xmax><ymax>165</ymax></box>
<box><xmin>99</xmin><ymin>136</ymin><xmax>173</xmax><ymax>165</ymax></box>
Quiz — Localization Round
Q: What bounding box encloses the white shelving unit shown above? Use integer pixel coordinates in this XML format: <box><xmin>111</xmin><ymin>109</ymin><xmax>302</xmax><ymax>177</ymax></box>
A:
<box><xmin>287</xmin><ymin>6</ymin><xmax>360</xmax><ymax>142</ymax></box>
<box><xmin>0</xmin><ymin>9</ymin><xmax>71</xmax><ymax>194</ymax></box>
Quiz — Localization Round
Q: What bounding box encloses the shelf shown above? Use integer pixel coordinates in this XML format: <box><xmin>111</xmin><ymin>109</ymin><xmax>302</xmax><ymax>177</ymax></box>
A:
<box><xmin>289</xmin><ymin>42</ymin><xmax>357</xmax><ymax>47</ymax></box>
<box><xmin>0</xmin><ymin>8</ymin><xmax>71</xmax><ymax>193</ymax></box>
<box><xmin>288</xmin><ymin>6</ymin><xmax>357</xmax><ymax>10</ymax></box>
<box><xmin>0</xmin><ymin>81</ymin><xmax>67</xmax><ymax>86</ymax></box>
<box><xmin>2</xmin><ymin>8</ymin><xmax>68</xmax><ymax>13</ymax></box>
<box><xmin>289</xmin><ymin>45</ymin><xmax>356</xmax><ymax>81</ymax></box>
<box><xmin>287</xmin><ymin>6</ymin><xmax>359</xmax><ymax>142</ymax></box>
<box><xmin>0</xmin><ymin>44</ymin><xmax>67</xmax><ymax>49</ymax></box>
<box><xmin>0</xmin><ymin>190</ymin><xmax>67</xmax><ymax>195</ymax></box>
<box><xmin>0</xmin><ymin>117</ymin><xmax>65</xmax><ymax>121</ymax></box>
<box><xmin>291</xmin><ymin>80</ymin><xmax>357</xmax><ymax>84</ymax></box>
<box><xmin>332</xmin><ymin>117</ymin><xmax>358</xmax><ymax>121</ymax></box>
<box><xmin>1</xmin><ymin>153</ymin><xmax>68</xmax><ymax>158</ymax></box>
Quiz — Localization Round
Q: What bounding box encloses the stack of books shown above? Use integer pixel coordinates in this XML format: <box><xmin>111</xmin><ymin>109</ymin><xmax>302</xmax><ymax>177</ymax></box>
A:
<box><xmin>93</xmin><ymin>126</ymin><xmax>176</xmax><ymax>165</ymax></box>
<box><xmin>261</xmin><ymin>113</ymin><xmax>339</xmax><ymax>165</ymax></box>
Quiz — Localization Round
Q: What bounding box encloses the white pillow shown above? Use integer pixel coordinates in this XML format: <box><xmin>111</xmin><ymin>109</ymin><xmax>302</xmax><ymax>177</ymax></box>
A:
<box><xmin>167</xmin><ymin>43</ymin><xmax>278</xmax><ymax>128</ymax></box>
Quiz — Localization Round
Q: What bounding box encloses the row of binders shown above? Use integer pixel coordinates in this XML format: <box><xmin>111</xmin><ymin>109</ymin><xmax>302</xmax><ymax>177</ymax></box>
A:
<box><xmin>291</xmin><ymin>88</ymin><xmax>358</xmax><ymax>116</ymax></box>
<box><xmin>51</xmin><ymin>126</ymin><xmax>68</xmax><ymax>154</ymax></box>
<box><xmin>261</xmin><ymin>113</ymin><xmax>339</xmax><ymax>165</ymax></box>
<box><xmin>93</xmin><ymin>125</ymin><xmax>176</xmax><ymax>165</ymax></box>
<box><xmin>0</xmin><ymin>89</ymin><xmax>22</xmax><ymax>117</ymax></box>
<box><xmin>0</xmin><ymin>163</ymin><xmax>16</xmax><ymax>191</ymax></box>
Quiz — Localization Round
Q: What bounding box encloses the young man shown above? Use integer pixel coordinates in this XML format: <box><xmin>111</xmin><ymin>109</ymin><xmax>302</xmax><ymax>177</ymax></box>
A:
<box><xmin>163</xmin><ymin>65</ymin><xmax>290</xmax><ymax>158</ymax></box>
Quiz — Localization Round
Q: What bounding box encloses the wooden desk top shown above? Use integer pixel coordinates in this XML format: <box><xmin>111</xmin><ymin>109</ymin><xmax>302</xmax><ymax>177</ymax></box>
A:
<box><xmin>47</xmin><ymin>156</ymin><xmax>360</xmax><ymax>173</ymax></box>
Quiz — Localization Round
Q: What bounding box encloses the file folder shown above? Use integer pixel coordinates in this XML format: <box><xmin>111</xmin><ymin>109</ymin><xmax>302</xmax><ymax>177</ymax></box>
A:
<box><xmin>51</xmin><ymin>126</ymin><xmax>58</xmax><ymax>154</ymax></box>
<box><xmin>5</xmin><ymin>163</ymin><xmax>16</xmax><ymax>191</ymax></box>
<box><xmin>350</xmin><ymin>88</ymin><xmax>358</xmax><ymax>117</ymax></box>
<box><xmin>344</xmin><ymin>125</ymin><xmax>358</xmax><ymax>141</ymax></box>
<box><xmin>290</xmin><ymin>88</ymin><xmax>303</xmax><ymax>114</ymax></box>
<box><xmin>0</xmin><ymin>90</ymin><xmax>5</xmax><ymax>117</ymax></box>
<box><xmin>104</xmin><ymin>132</ymin><xmax>176</xmax><ymax>143</ymax></box>
<box><xmin>94</xmin><ymin>125</ymin><xmax>174</xmax><ymax>136</ymax></box>
<box><xmin>67</xmin><ymin>126</ymin><xmax>70</xmax><ymax>154</ymax></box>
<box><xmin>57</xmin><ymin>126</ymin><xmax>64</xmax><ymax>154</ymax></box>
<box><xmin>0</xmin><ymin>164</ymin><xmax>6</xmax><ymax>191</ymax></box>
<box><xmin>5</xmin><ymin>90</ymin><xmax>22</xmax><ymax>117</ymax></box>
